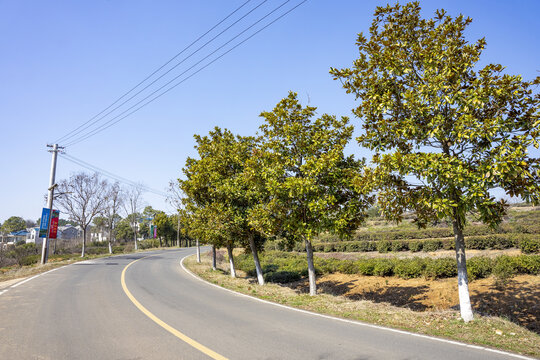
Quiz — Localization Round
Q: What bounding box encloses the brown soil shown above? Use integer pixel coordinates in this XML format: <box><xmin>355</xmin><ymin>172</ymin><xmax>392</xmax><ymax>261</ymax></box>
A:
<box><xmin>288</xmin><ymin>274</ymin><xmax>540</xmax><ymax>333</ymax></box>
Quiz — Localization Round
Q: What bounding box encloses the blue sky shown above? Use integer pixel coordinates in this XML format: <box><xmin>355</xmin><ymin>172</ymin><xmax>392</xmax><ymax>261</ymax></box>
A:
<box><xmin>1</xmin><ymin>0</ymin><xmax>539</xmax><ymax>223</ymax></box>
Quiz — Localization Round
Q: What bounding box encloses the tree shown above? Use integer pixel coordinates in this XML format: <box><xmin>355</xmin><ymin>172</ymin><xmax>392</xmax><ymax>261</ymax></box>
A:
<box><xmin>104</xmin><ymin>182</ymin><xmax>124</xmax><ymax>254</ymax></box>
<box><xmin>55</xmin><ymin>172</ymin><xmax>110</xmax><ymax>257</ymax></box>
<box><xmin>124</xmin><ymin>185</ymin><xmax>144</xmax><ymax>250</ymax></box>
<box><xmin>167</xmin><ymin>180</ymin><xmax>185</xmax><ymax>247</ymax></box>
<box><xmin>330</xmin><ymin>2</ymin><xmax>540</xmax><ymax>321</ymax></box>
<box><xmin>25</xmin><ymin>219</ymin><xmax>36</xmax><ymax>228</ymax></box>
<box><xmin>1</xmin><ymin>216</ymin><xmax>26</xmax><ymax>233</ymax></box>
<box><xmin>153</xmin><ymin>211</ymin><xmax>176</xmax><ymax>247</ymax></box>
<box><xmin>251</xmin><ymin>92</ymin><xmax>373</xmax><ymax>295</ymax></box>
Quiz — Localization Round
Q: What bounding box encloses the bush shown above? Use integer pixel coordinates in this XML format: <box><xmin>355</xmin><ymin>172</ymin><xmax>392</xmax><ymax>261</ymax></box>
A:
<box><xmin>20</xmin><ymin>254</ymin><xmax>40</xmax><ymax>266</ymax></box>
<box><xmin>373</xmin><ymin>259</ymin><xmax>394</xmax><ymax>276</ymax></box>
<box><xmin>423</xmin><ymin>258</ymin><xmax>456</xmax><ymax>279</ymax></box>
<box><xmin>422</xmin><ymin>240</ymin><xmax>442</xmax><ymax>252</ymax></box>
<box><xmin>391</xmin><ymin>241</ymin><xmax>408</xmax><ymax>252</ymax></box>
<box><xmin>493</xmin><ymin>255</ymin><xmax>517</xmax><ymax>282</ymax></box>
<box><xmin>394</xmin><ymin>258</ymin><xmax>424</xmax><ymax>279</ymax></box>
<box><xmin>518</xmin><ymin>236</ymin><xmax>540</xmax><ymax>254</ymax></box>
<box><xmin>264</xmin><ymin>271</ymin><xmax>301</xmax><ymax>283</ymax></box>
<box><xmin>467</xmin><ymin>256</ymin><xmax>493</xmax><ymax>280</ymax></box>
<box><xmin>409</xmin><ymin>241</ymin><xmax>423</xmax><ymax>252</ymax></box>
<box><xmin>377</xmin><ymin>240</ymin><xmax>392</xmax><ymax>253</ymax></box>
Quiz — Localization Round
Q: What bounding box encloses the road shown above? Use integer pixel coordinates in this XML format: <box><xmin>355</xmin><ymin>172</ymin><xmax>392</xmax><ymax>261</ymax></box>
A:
<box><xmin>0</xmin><ymin>248</ymin><xmax>530</xmax><ymax>359</ymax></box>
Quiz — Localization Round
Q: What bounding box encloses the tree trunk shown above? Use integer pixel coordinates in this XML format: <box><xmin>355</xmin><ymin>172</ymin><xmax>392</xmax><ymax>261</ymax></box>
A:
<box><xmin>177</xmin><ymin>217</ymin><xmax>180</xmax><ymax>247</ymax></box>
<box><xmin>81</xmin><ymin>228</ymin><xmax>86</xmax><ymax>257</ymax></box>
<box><xmin>159</xmin><ymin>237</ymin><xmax>162</xmax><ymax>247</ymax></box>
<box><xmin>226</xmin><ymin>244</ymin><xmax>236</xmax><ymax>278</ymax></box>
<box><xmin>196</xmin><ymin>240</ymin><xmax>201</xmax><ymax>263</ymax></box>
<box><xmin>453</xmin><ymin>219</ymin><xmax>474</xmax><ymax>322</ymax></box>
<box><xmin>305</xmin><ymin>238</ymin><xmax>317</xmax><ymax>296</ymax></box>
<box><xmin>133</xmin><ymin>228</ymin><xmax>138</xmax><ymax>251</ymax></box>
<box><xmin>248</xmin><ymin>234</ymin><xmax>265</xmax><ymax>285</ymax></box>
<box><xmin>108</xmin><ymin>241</ymin><xmax>112</xmax><ymax>254</ymax></box>
<box><xmin>212</xmin><ymin>245</ymin><xmax>217</xmax><ymax>270</ymax></box>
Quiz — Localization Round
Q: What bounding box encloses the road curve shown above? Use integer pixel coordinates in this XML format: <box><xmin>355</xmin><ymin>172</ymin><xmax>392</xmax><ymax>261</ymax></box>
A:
<box><xmin>0</xmin><ymin>248</ymin><xmax>531</xmax><ymax>359</ymax></box>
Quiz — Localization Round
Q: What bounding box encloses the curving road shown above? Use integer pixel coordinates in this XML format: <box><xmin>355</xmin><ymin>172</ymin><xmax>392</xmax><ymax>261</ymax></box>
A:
<box><xmin>0</xmin><ymin>248</ymin><xmax>530</xmax><ymax>359</ymax></box>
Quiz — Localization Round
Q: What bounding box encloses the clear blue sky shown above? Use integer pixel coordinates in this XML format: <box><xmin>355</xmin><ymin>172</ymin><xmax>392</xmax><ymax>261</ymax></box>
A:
<box><xmin>1</xmin><ymin>0</ymin><xmax>539</xmax><ymax>223</ymax></box>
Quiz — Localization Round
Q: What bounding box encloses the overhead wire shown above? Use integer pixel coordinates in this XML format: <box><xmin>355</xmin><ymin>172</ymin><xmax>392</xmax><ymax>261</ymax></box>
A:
<box><xmin>64</xmin><ymin>0</ymin><xmax>307</xmax><ymax>147</ymax></box>
<box><xmin>54</xmin><ymin>0</ymin><xmax>254</xmax><ymax>144</ymax></box>
<box><xmin>57</xmin><ymin>0</ymin><xmax>270</xmax><ymax>145</ymax></box>
<box><xmin>59</xmin><ymin>153</ymin><xmax>169</xmax><ymax>198</ymax></box>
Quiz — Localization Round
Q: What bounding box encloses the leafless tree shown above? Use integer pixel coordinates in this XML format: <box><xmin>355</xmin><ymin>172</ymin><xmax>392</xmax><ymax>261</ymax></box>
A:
<box><xmin>123</xmin><ymin>185</ymin><xmax>144</xmax><ymax>250</ymax></box>
<box><xmin>104</xmin><ymin>182</ymin><xmax>124</xmax><ymax>254</ymax></box>
<box><xmin>55</xmin><ymin>172</ymin><xmax>109</xmax><ymax>257</ymax></box>
<box><xmin>167</xmin><ymin>180</ymin><xmax>184</xmax><ymax>247</ymax></box>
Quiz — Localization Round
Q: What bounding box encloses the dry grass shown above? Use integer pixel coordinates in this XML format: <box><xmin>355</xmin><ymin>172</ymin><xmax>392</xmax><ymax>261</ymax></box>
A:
<box><xmin>184</xmin><ymin>254</ymin><xmax>540</xmax><ymax>358</ymax></box>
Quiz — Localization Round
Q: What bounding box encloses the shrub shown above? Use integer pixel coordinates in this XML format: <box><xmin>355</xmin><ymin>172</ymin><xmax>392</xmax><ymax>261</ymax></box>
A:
<box><xmin>512</xmin><ymin>255</ymin><xmax>540</xmax><ymax>275</ymax></box>
<box><xmin>467</xmin><ymin>256</ymin><xmax>493</xmax><ymax>280</ymax></box>
<box><xmin>264</xmin><ymin>271</ymin><xmax>301</xmax><ymax>283</ymax></box>
<box><xmin>518</xmin><ymin>236</ymin><xmax>540</xmax><ymax>254</ymax></box>
<box><xmin>409</xmin><ymin>241</ymin><xmax>423</xmax><ymax>252</ymax></box>
<box><xmin>422</xmin><ymin>239</ymin><xmax>442</xmax><ymax>252</ymax></box>
<box><xmin>394</xmin><ymin>258</ymin><xmax>424</xmax><ymax>279</ymax></box>
<box><xmin>355</xmin><ymin>259</ymin><xmax>375</xmax><ymax>275</ymax></box>
<box><xmin>423</xmin><ymin>258</ymin><xmax>456</xmax><ymax>279</ymax></box>
<box><xmin>377</xmin><ymin>240</ymin><xmax>392</xmax><ymax>253</ymax></box>
<box><xmin>20</xmin><ymin>254</ymin><xmax>40</xmax><ymax>266</ymax></box>
<box><xmin>493</xmin><ymin>255</ymin><xmax>517</xmax><ymax>282</ymax></box>
<box><xmin>391</xmin><ymin>241</ymin><xmax>408</xmax><ymax>252</ymax></box>
<box><xmin>373</xmin><ymin>259</ymin><xmax>394</xmax><ymax>276</ymax></box>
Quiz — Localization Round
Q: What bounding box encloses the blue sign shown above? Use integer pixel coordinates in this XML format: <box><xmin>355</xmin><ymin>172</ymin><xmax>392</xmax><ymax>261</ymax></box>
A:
<box><xmin>39</xmin><ymin>208</ymin><xmax>50</xmax><ymax>238</ymax></box>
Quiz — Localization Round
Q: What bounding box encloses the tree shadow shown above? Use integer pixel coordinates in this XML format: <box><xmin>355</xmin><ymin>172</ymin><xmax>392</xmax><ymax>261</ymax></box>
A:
<box><xmin>471</xmin><ymin>279</ymin><xmax>540</xmax><ymax>334</ymax></box>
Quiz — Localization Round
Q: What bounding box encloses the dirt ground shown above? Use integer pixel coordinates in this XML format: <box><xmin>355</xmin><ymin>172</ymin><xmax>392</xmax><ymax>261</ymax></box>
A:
<box><xmin>289</xmin><ymin>273</ymin><xmax>540</xmax><ymax>333</ymax></box>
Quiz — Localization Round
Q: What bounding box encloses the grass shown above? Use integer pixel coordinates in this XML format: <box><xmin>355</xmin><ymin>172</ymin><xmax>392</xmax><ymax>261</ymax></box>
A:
<box><xmin>184</xmin><ymin>253</ymin><xmax>540</xmax><ymax>358</ymax></box>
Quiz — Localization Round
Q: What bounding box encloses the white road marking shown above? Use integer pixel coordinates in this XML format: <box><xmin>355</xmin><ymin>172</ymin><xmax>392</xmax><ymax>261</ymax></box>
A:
<box><xmin>179</xmin><ymin>254</ymin><xmax>535</xmax><ymax>360</ymax></box>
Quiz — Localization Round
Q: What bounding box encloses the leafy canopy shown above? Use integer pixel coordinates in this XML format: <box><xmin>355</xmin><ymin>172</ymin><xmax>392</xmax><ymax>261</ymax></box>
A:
<box><xmin>331</xmin><ymin>2</ymin><xmax>540</xmax><ymax>228</ymax></box>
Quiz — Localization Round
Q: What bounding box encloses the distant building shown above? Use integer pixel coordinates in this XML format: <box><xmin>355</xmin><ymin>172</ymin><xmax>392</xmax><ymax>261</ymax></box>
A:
<box><xmin>7</xmin><ymin>230</ymin><xmax>28</xmax><ymax>244</ymax></box>
<box><xmin>59</xmin><ymin>225</ymin><xmax>82</xmax><ymax>239</ymax></box>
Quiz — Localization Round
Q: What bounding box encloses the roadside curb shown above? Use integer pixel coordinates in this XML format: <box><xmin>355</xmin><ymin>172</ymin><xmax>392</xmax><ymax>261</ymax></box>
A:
<box><xmin>179</xmin><ymin>254</ymin><xmax>535</xmax><ymax>360</ymax></box>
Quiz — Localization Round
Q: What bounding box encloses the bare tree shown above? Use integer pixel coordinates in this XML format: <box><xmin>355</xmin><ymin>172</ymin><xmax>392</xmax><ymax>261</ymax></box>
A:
<box><xmin>123</xmin><ymin>185</ymin><xmax>144</xmax><ymax>250</ymax></box>
<box><xmin>104</xmin><ymin>182</ymin><xmax>124</xmax><ymax>254</ymax></box>
<box><xmin>55</xmin><ymin>172</ymin><xmax>109</xmax><ymax>257</ymax></box>
<box><xmin>167</xmin><ymin>180</ymin><xmax>184</xmax><ymax>247</ymax></box>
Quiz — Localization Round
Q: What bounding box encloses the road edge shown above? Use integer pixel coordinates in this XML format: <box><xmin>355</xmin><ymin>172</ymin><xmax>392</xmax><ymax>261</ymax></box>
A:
<box><xmin>179</xmin><ymin>254</ymin><xmax>535</xmax><ymax>360</ymax></box>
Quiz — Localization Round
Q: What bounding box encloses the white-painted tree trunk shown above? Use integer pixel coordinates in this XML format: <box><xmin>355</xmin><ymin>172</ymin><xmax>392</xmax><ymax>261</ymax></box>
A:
<box><xmin>453</xmin><ymin>220</ymin><xmax>474</xmax><ymax>322</ymax></box>
<box><xmin>248</xmin><ymin>234</ymin><xmax>265</xmax><ymax>285</ymax></box>
<box><xmin>133</xmin><ymin>229</ymin><xmax>138</xmax><ymax>251</ymax></box>
<box><xmin>305</xmin><ymin>239</ymin><xmax>317</xmax><ymax>296</ymax></box>
<box><xmin>196</xmin><ymin>240</ymin><xmax>201</xmax><ymax>263</ymax></box>
<box><xmin>226</xmin><ymin>244</ymin><xmax>236</xmax><ymax>278</ymax></box>
<box><xmin>108</xmin><ymin>241</ymin><xmax>112</xmax><ymax>254</ymax></box>
<box><xmin>81</xmin><ymin>228</ymin><xmax>87</xmax><ymax>257</ymax></box>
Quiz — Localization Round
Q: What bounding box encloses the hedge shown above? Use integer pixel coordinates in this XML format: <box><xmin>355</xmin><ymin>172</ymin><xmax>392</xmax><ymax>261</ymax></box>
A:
<box><xmin>311</xmin><ymin>234</ymin><xmax>540</xmax><ymax>254</ymax></box>
<box><xmin>234</xmin><ymin>251</ymin><xmax>540</xmax><ymax>283</ymax></box>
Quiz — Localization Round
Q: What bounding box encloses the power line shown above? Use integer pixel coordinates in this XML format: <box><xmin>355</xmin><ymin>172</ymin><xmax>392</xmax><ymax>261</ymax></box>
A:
<box><xmin>54</xmin><ymin>0</ymin><xmax>254</xmax><ymax>144</ymax></box>
<box><xmin>59</xmin><ymin>153</ymin><xmax>169</xmax><ymax>198</ymax></box>
<box><xmin>64</xmin><ymin>0</ymin><xmax>307</xmax><ymax>147</ymax></box>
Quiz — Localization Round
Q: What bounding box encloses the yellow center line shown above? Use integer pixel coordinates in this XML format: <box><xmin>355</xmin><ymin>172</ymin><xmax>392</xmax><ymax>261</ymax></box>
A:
<box><xmin>121</xmin><ymin>254</ymin><xmax>228</xmax><ymax>360</ymax></box>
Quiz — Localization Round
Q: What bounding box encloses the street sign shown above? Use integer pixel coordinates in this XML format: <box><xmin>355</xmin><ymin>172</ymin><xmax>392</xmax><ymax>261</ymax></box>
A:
<box><xmin>39</xmin><ymin>208</ymin><xmax>50</xmax><ymax>238</ymax></box>
<box><xmin>49</xmin><ymin>210</ymin><xmax>60</xmax><ymax>239</ymax></box>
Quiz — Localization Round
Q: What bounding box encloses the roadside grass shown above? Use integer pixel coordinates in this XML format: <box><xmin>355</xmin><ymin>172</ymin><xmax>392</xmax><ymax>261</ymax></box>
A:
<box><xmin>184</xmin><ymin>254</ymin><xmax>540</xmax><ymax>358</ymax></box>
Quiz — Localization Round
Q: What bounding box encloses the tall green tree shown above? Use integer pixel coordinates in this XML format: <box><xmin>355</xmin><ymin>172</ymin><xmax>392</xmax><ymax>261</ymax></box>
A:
<box><xmin>250</xmin><ymin>92</ymin><xmax>373</xmax><ymax>295</ymax></box>
<box><xmin>1</xmin><ymin>216</ymin><xmax>26</xmax><ymax>234</ymax></box>
<box><xmin>331</xmin><ymin>2</ymin><xmax>540</xmax><ymax>321</ymax></box>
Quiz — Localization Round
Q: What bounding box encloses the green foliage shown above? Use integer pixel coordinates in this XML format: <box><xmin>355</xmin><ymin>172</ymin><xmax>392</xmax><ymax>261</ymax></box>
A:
<box><xmin>467</xmin><ymin>256</ymin><xmax>494</xmax><ymax>280</ymax></box>
<box><xmin>1</xmin><ymin>216</ymin><xmax>26</xmax><ymax>233</ymax></box>
<box><xmin>377</xmin><ymin>240</ymin><xmax>391</xmax><ymax>253</ymax></box>
<box><xmin>393</xmin><ymin>258</ymin><xmax>425</xmax><ymax>279</ymax></box>
<box><xmin>518</xmin><ymin>236</ymin><xmax>540</xmax><ymax>253</ymax></box>
<box><xmin>331</xmin><ymin>2</ymin><xmax>540</xmax><ymax>230</ymax></box>
<box><xmin>248</xmin><ymin>91</ymin><xmax>373</xmax><ymax>243</ymax></box>
<box><xmin>422</xmin><ymin>240</ymin><xmax>443</xmax><ymax>252</ymax></box>
<box><xmin>409</xmin><ymin>240</ymin><xmax>423</xmax><ymax>252</ymax></box>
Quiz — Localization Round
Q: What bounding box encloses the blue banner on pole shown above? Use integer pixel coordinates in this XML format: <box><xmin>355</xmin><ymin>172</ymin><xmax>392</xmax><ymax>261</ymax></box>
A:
<box><xmin>39</xmin><ymin>208</ymin><xmax>50</xmax><ymax>238</ymax></box>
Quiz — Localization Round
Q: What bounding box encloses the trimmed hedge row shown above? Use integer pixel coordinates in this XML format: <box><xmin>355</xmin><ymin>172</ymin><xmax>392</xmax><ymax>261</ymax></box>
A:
<box><xmin>311</xmin><ymin>234</ymin><xmax>540</xmax><ymax>254</ymax></box>
<box><xmin>235</xmin><ymin>251</ymin><xmax>540</xmax><ymax>283</ymax></box>
<box><xmin>347</xmin><ymin>223</ymin><xmax>540</xmax><ymax>243</ymax></box>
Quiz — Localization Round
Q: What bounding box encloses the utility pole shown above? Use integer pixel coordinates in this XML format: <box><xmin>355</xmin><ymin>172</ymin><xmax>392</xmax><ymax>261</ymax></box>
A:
<box><xmin>41</xmin><ymin>144</ymin><xmax>63</xmax><ymax>265</ymax></box>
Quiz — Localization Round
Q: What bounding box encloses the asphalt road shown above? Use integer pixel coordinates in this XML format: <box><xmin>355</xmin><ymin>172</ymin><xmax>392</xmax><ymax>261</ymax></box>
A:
<box><xmin>0</xmin><ymin>248</ymin><xmax>531</xmax><ymax>359</ymax></box>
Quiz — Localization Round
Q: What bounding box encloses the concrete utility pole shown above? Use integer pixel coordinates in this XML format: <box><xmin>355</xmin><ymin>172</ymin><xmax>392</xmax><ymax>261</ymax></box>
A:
<box><xmin>41</xmin><ymin>144</ymin><xmax>63</xmax><ymax>265</ymax></box>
